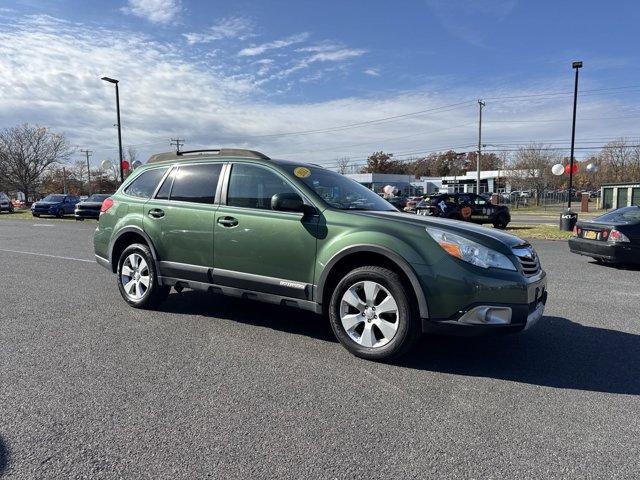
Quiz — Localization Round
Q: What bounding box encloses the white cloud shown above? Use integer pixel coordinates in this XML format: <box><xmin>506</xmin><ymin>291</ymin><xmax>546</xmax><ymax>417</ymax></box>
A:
<box><xmin>183</xmin><ymin>17</ymin><xmax>253</xmax><ymax>45</ymax></box>
<box><xmin>121</xmin><ymin>0</ymin><xmax>181</xmax><ymax>24</ymax></box>
<box><xmin>306</xmin><ymin>48</ymin><xmax>366</xmax><ymax>63</ymax></box>
<box><xmin>364</xmin><ymin>68</ymin><xmax>380</xmax><ymax>77</ymax></box>
<box><xmin>238</xmin><ymin>33</ymin><xmax>310</xmax><ymax>57</ymax></box>
<box><xmin>0</xmin><ymin>14</ymin><xmax>637</xmax><ymax>170</ymax></box>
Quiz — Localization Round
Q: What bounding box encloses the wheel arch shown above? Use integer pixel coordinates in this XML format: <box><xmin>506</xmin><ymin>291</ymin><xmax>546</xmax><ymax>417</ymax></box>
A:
<box><xmin>316</xmin><ymin>245</ymin><xmax>429</xmax><ymax>319</ymax></box>
<box><xmin>108</xmin><ymin>226</ymin><xmax>159</xmax><ymax>273</ymax></box>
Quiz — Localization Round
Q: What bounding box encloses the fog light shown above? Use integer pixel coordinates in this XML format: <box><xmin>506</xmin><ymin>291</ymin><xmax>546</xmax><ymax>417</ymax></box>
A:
<box><xmin>458</xmin><ymin>306</ymin><xmax>512</xmax><ymax>325</ymax></box>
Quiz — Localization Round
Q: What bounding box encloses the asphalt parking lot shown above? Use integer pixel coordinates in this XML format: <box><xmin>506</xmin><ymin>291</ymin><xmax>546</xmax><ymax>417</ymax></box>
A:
<box><xmin>1</xmin><ymin>218</ymin><xmax>639</xmax><ymax>479</ymax></box>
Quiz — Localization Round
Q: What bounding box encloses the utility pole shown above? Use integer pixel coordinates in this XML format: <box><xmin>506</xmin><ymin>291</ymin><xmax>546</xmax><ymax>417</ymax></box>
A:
<box><xmin>477</xmin><ymin>100</ymin><xmax>485</xmax><ymax>195</ymax></box>
<box><xmin>170</xmin><ymin>138</ymin><xmax>185</xmax><ymax>153</ymax></box>
<box><xmin>80</xmin><ymin>149</ymin><xmax>92</xmax><ymax>195</ymax></box>
<box><xmin>567</xmin><ymin>62</ymin><xmax>582</xmax><ymax>210</ymax></box>
<box><xmin>62</xmin><ymin>166</ymin><xmax>68</xmax><ymax>194</ymax></box>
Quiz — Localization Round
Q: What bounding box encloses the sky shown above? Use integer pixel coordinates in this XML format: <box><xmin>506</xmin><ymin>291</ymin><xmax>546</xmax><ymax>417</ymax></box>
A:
<box><xmin>0</xmin><ymin>0</ymin><xmax>639</xmax><ymax>169</ymax></box>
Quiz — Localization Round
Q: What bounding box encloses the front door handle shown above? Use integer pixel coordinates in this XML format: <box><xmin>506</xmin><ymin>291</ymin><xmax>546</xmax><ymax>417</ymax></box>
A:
<box><xmin>217</xmin><ymin>216</ymin><xmax>238</xmax><ymax>228</ymax></box>
<box><xmin>148</xmin><ymin>208</ymin><xmax>165</xmax><ymax>219</ymax></box>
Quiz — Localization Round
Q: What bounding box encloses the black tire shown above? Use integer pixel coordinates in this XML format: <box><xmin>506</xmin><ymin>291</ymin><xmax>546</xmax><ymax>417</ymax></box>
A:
<box><xmin>32</xmin><ymin>213</ymin><xmax>39</xmax><ymax>217</ymax></box>
<box><xmin>493</xmin><ymin>213</ymin><xmax>509</xmax><ymax>229</ymax></box>
<box><xmin>116</xmin><ymin>243</ymin><xmax>170</xmax><ymax>309</ymax></box>
<box><xmin>56</xmin><ymin>209</ymin><xmax>65</xmax><ymax>218</ymax></box>
<box><xmin>328</xmin><ymin>266</ymin><xmax>420</xmax><ymax>361</ymax></box>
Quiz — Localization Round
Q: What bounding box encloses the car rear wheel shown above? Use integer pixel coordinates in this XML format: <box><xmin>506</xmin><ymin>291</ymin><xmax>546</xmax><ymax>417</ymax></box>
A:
<box><xmin>328</xmin><ymin>266</ymin><xmax>420</xmax><ymax>361</ymax></box>
<box><xmin>493</xmin><ymin>213</ymin><xmax>509</xmax><ymax>229</ymax></box>
<box><xmin>56</xmin><ymin>209</ymin><xmax>65</xmax><ymax>218</ymax></box>
<box><xmin>117</xmin><ymin>243</ymin><xmax>170</xmax><ymax>308</ymax></box>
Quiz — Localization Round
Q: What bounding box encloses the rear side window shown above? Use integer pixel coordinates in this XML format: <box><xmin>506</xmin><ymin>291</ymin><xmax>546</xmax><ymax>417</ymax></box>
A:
<box><xmin>169</xmin><ymin>163</ymin><xmax>222</xmax><ymax>204</ymax></box>
<box><xmin>227</xmin><ymin>163</ymin><xmax>297</xmax><ymax>210</ymax></box>
<box><xmin>125</xmin><ymin>168</ymin><xmax>168</xmax><ymax>199</ymax></box>
<box><xmin>155</xmin><ymin>168</ymin><xmax>175</xmax><ymax>200</ymax></box>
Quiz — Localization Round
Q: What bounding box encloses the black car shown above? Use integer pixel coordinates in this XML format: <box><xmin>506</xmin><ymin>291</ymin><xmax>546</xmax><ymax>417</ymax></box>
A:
<box><xmin>416</xmin><ymin>193</ymin><xmax>511</xmax><ymax>228</ymax></box>
<box><xmin>31</xmin><ymin>194</ymin><xmax>80</xmax><ymax>217</ymax></box>
<box><xmin>568</xmin><ymin>205</ymin><xmax>640</xmax><ymax>265</ymax></box>
<box><xmin>75</xmin><ymin>193</ymin><xmax>112</xmax><ymax>220</ymax></box>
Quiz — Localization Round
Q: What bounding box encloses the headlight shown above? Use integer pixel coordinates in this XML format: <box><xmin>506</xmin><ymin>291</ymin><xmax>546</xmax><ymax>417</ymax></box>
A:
<box><xmin>426</xmin><ymin>227</ymin><xmax>516</xmax><ymax>271</ymax></box>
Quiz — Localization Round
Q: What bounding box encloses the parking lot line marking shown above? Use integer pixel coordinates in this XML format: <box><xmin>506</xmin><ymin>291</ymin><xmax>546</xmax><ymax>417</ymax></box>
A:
<box><xmin>33</xmin><ymin>224</ymin><xmax>55</xmax><ymax>227</ymax></box>
<box><xmin>0</xmin><ymin>248</ymin><xmax>94</xmax><ymax>263</ymax></box>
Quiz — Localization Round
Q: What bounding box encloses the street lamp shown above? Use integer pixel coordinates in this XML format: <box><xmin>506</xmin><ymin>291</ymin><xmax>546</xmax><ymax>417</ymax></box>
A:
<box><xmin>560</xmin><ymin>61</ymin><xmax>582</xmax><ymax>231</ymax></box>
<box><xmin>101</xmin><ymin>76</ymin><xmax>124</xmax><ymax>183</ymax></box>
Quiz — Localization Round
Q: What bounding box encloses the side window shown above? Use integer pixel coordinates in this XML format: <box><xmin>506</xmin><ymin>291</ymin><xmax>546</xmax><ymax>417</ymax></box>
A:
<box><xmin>170</xmin><ymin>163</ymin><xmax>222</xmax><ymax>204</ymax></box>
<box><xmin>155</xmin><ymin>168</ymin><xmax>175</xmax><ymax>200</ymax></box>
<box><xmin>227</xmin><ymin>163</ymin><xmax>297</xmax><ymax>210</ymax></box>
<box><xmin>125</xmin><ymin>167</ymin><xmax>168</xmax><ymax>199</ymax></box>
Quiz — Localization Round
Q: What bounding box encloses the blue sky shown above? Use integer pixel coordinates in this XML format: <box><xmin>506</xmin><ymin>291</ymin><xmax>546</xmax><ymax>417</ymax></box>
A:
<box><xmin>1</xmin><ymin>0</ymin><xmax>639</xmax><ymax>167</ymax></box>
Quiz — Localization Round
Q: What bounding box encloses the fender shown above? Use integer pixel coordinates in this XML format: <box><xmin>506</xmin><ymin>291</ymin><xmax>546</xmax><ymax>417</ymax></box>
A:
<box><xmin>108</xmin><ymin>226</ymin><xmax>160</xmax><ymax>272</ymax></box>
<box><xmin>315</xmin><ymin>244</ymin><xmax>429</xmax><ymax>319</ymax></box>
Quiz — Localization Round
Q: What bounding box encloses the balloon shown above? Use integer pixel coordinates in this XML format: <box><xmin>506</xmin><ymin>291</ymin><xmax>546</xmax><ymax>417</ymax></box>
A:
<box><xmin>100</xmin><ymin>160</ymin><xmax>112</xmax><ymax>171</ymax></box>
<box><xmin>383</xmin><ymin>185</ymin><xmax>395</xmax><ymax>195</ymax></box>
<box><xmin>551</xmin><ymin>163</ymin><xmax>564</xmax><ymax>176</ymax></box>
<box><xmin>121</xmin><ymin>160</ymin><xmax>130</xmax><ymax>170</ymax></box>
<box><xmin>564</xmin><ymin>163</ymin><xmax>579</xmax><ymax>175</ymax></box>
<box><xmin>586</xmin><ymin>163</ymin><xmax>598</xmax><ymax>173</ymax></box>
<box><xmin>131</xmin><ymin>160</ymin><xmax>142</xmax><ymax>170</ymax></box>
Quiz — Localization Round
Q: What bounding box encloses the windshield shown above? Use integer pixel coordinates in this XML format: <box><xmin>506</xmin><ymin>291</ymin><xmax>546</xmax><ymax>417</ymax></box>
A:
<box><xmin>596</xmin><ymin>205</ymin><xmax>640</xmax><ymax>224</ymax></box>
<box><xmin>87</xmin><ymin>194</ymin><xmax>110</xmax><ymax>202</ymax></box>
<box><xmin>42</xmin><ymin>195</ymin><xmax>65</xmax><ymax>202</ymax></box>
<box><xmin>287</xmin><ymin>166</ymin><xmax>396</xmax><ymax>211</ymax></box>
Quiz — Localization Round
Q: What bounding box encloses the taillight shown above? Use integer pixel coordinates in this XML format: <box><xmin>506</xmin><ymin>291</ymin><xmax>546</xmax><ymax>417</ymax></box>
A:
<box><xmin>601</xmin><ymin>229</ymin><xmax>609</xmax><ymax>239</ymax></box>
<box><xmin>608</xmin><ymin>229</ymin><xmax>630</xmax><ymax>243</ymax></box>
<box><xmin>573</xmin><ymin>226</ymin><xmax>581</xmax><ymax>236</ymax></box>
<box><xmin>100</xmin><ymin>197</ymin><xmax>114</xmax><ymax>213</ymax></box>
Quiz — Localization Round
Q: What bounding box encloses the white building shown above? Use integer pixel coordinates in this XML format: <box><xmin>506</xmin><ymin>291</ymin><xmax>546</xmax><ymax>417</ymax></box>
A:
<box><xmin>344</xmin><ymin>173</ymin><xmax>441</xmax><ymax>196</ymax></box>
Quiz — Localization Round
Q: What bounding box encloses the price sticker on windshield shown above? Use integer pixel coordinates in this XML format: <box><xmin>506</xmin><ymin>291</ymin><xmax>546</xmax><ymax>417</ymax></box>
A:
<box><xmin>294</xmin><ymin>167</ymin><xmax>311</xmax><ymax>178</ymax></box>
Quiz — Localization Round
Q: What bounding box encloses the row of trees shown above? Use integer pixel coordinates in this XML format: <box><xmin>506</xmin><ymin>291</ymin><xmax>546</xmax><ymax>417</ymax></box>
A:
<box><xmin>0</xmin><ymin>123</ymin><xmax>135</xmax><ymax>202</ymax></box>
<box><xmin>347</xmin><ymin>139</ymin><xmax>640</xmax><ymax>196</ymax></box>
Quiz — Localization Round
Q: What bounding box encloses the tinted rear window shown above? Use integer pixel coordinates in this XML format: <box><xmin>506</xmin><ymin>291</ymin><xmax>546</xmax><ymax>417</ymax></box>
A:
<box><xmin>169</xmin><ymin>163</ymin><xmax>222</xmax><ymax>204</ymax></box>
<box><xmin>125</xmin><ymin>168</ymin><xmax>168</xmax><ymax>199</ymax></box>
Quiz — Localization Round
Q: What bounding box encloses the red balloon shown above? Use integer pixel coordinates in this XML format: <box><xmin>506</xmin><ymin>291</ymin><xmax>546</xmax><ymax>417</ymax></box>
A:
<box><xmin>564</xmin><ymin>163</ymin><xmax>578</xmax><ymax>175</ymax></box>
<box><xmin>121</xmin><ymin>160</ymin><xmax>130</xmax><ymax>170</ymax></box>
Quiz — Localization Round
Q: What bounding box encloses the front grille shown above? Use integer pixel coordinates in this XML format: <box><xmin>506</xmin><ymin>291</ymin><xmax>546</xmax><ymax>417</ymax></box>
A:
<box><xmin>512</xmin><ymin>245</ymin><xmax>541</xmax><ymax>276</ymax></box>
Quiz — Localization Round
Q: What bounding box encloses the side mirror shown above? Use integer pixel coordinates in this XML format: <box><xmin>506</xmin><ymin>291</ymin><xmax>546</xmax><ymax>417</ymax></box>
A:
<box><xmin>271</xmin><ymin>192</ymin><xmax>304</xmax><ymax>212</ymax></box>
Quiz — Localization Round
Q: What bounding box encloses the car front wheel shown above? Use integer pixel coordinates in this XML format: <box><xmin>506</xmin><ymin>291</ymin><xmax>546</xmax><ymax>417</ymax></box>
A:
<box><xmin>493</xmin><ymin>213</ymin><xmax>509</xmax><ymax>229</ymax></box>
<box><xmin>328</xmin><ymin>266</ymin><xmax>420</xmax><ymax>361</ymax></box>
<box><xmin>117</xmin><ymin>243</ymin><xmax>170</xmax><ymax>308</ymax></box>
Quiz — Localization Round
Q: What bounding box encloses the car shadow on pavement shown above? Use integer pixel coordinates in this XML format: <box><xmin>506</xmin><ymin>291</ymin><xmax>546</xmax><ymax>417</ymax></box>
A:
<box><xmin>160</xmin><ymin>291</ymin><xmax>338</xmax><ymax>343</ymax></box>
<box><xmin>0</xmin><ymin>435</ymin><xmax>9</xmax><ymax>475</ymax></box>
<box><xmin>399</xmin><ymin>316</ymin><xmax>640</xmax><ymax>395</ymax></box>
<box><xmin>587</xmin><ymin>260</ymin><xmax>640</xmax><ymax>271</ymax></box>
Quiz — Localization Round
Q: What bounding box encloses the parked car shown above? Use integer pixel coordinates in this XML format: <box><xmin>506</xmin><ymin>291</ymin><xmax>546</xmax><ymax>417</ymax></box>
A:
<box><xmin>416</xmin><ymin>193</ymin><xmax>511</xmax><ymax>228</ymax></box>
<box><xmin>75</xmin><ymin>193</ymin><xmax>113</xmax><ymax>220</ymax></box>
<box><xmin>31</xmin><ymin>194</ymin><xmax>80</xmax><ymax>217</ymax></box>
<box><xmin>0</xmin><ymin>192</ymin><xmax>14</xmax><ymax>213</ymax></box>
<box><xmin>94</xmin><ymin>149</ymin><xmax>546</xmax><ymax>361</ymax></box>
<box><xmin>568</xmin><ymin>206</ymin><xmax>640</xmax><ymax>265</ymax></box>
<box><xmin>403</xmin><ymin>196</ymin><xmax>425</xmax><ymax>213</ymax></box>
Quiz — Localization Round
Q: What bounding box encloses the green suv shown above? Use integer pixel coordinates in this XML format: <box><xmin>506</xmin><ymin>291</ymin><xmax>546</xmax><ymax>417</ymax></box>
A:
<box><xmin>94</xmin><ymin>149</ymin><xmax>547</xmax><ymax>360</ymax></box>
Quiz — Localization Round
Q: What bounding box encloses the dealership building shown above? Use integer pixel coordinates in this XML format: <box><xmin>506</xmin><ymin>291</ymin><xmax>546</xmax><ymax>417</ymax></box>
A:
<box><xmin>344</xmin><ymin>173</ymin><xmax>441</xmax><ymax>196</ymax></box>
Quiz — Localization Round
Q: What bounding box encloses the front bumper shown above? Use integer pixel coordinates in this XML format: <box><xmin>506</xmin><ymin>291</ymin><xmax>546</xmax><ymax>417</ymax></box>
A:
<box><xmin>420</xmin><ymin>268</ymin><xmax>547</xmax><ymax>336</ymax></box>
<box><xmin>568</xmin><ymin>237</ymin><xmax>639</xmax><ymax>264</ymax></box>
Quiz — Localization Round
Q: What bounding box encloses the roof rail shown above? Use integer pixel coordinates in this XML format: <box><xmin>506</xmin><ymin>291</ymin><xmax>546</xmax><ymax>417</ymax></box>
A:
<box><xmin>147</xmin><ymin>148</ymin><xmax>270</xmax><ymax>164</ymax></box>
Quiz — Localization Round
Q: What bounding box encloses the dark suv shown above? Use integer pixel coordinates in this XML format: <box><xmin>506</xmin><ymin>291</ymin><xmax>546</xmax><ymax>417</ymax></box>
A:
<box><xmin>31</xmin><ymin>194</ymin><xmax>80</xmax><ymax>218</ymax></box>
<box><xmin>416</xmin><ymin>193</ymin><xmax>511</xmax><ymax>228</ymax></box>
<box><xmin>94</xmin><ymin>149</ymin><xmax>546</xmax><ymax>360</ymax></box>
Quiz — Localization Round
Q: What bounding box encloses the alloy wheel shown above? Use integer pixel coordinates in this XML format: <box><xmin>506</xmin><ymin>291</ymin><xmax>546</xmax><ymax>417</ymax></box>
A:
<box><xmin>339</xmin><ymin>280</ymin><xmax>399</xmax><ymax>348</ymax></box>
<box><xmin>121</xmin><ymin>253</ymin><xmax>150</xmax><ymax>301</ymax></box>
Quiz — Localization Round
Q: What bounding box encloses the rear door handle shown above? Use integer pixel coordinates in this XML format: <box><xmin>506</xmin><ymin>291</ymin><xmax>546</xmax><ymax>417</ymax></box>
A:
<box><xmin>217</xmin><ymin>216</ymin><xmax>238</xmax><ymax>227</ymax></box>
<box><xmin>148</xmin><ymin>208</ymin><xmax>165</xmax><ymax>219</ymax></box>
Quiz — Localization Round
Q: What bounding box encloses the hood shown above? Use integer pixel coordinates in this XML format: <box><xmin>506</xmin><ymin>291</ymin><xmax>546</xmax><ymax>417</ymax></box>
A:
<box><xmin>33</xmin><ymin>201</ymin><xmax>61</xmax><ymax>207</ymax></box>
<box><xmin>350</xmin><ymin>210</ymin><xmax>528</xmax><ymax>252</ymax></box>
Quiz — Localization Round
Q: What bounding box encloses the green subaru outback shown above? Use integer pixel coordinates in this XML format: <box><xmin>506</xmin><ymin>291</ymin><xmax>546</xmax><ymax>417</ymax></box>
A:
<box><xmin>94</xmin><ymin>149</ymin><xmax>547</xmax><ymax>360</ymax></box>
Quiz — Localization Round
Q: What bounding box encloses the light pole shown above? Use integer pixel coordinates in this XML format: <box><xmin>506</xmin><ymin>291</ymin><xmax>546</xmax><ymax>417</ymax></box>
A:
<box><xmin>477</xmin><ymin>100</ymin><xmax>485</xmax><ymax>195</ymax></box>
<box><xmin>560</xmin><ymin>61</ymin><xmax>582</xmax><ymax>231</ymax></box>
<box><xmin>101</xmin><ymin>77</ymin><xmax>124</xmax><ymax>184</ymax></box>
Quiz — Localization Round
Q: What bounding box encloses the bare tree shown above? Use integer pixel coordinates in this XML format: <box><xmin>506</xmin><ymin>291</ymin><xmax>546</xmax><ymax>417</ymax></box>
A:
<box><xmin>127</xmin><ymin>145</ymin><xmax>138</xmax><ymax>165</ymax></box>
<box><xmin>0</xmin><ymin>124</ymin><xmax>72</xmax><ymax>202</ymax></box>
<box><xmin>508</xmin><ymin>143</ymin><xmax>560</xmax><ymax>205</ymax></box>
<box><xmin>335</xmin><ymin>156</ymin><xmax>351</xmax><ymax>174</ymax></box>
